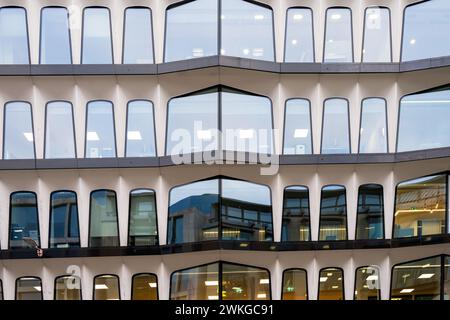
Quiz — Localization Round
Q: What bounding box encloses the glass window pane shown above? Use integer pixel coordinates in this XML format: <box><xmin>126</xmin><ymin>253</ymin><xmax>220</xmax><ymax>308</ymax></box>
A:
<box><xmin>40</xmin><ymin>7</ymin><xmax>71</xmax><ymax>64</ymax></box>
<box><xmin>85</xmin><ymin>101</ymin><xmax>116</xmax><ymax>158</ymax></box>
<box><xmin>128</xmin><ymin>189</ymin><xmax>158</xmax><ymax>246</ymax></box>
<box><xmin>398</xmin><ymin>88</ymin><xmax>450</xmax><ymax>152</ymax></box>
<box><xmin>394</xmin><ymin>175</ymin><xmax>446</xmax><ymax>238</ymax></box>
<box><xmin>222</xmin><ymin>263</ymin><xmax>270</xmax><ymax>300</ymax></box>
<box><xmin>132</xmin><ymin>274</ymin><xmax>158</xmax><ymax>300</ymax></box>
<box><xmin>359</xmin><ymin>98</ymin><xmax>387</xmax><ymax>153</ymax></box>
<box><xmin>221</xmin><ymin>179</ymin><xmax>273</xmax><ymax>241</ymax></box>
<box><xmin>444</xmin><ymin>256</ymin><xmax>450</xmax><ymax>300</ymax></box>
<box><xmin>355</xmin><ymin>266</ymin><xmax>381</xmax><ymax>300</ymax></box>
<box><xmin>89</xmin><ymin>190</ymin><xmax>119</xmax><ymax>247</ymax></box>
<box><xmin>170</xmin><ymin>263</ymin><xmax>219</xmax><ymax>300</ymax></box>
<box><xmin>123</xmin><ymin>8</ymin><xmax>154</xmax><ymax>64</ymax></box>
<box><xmin>125</xmin><ymin>100</ymin><xmax>156</xmax><ymax>157</ymax></box>
<box><xmin>362</xmin><ymin>7</ymin><xmax>391</xmax><ymax>62</ymax></box>
<box><xmin>356</xmin><ymin>184</ymin><xmax>384</xmax><ymax>240</ymax></box>
<box><xmin>324</xmin><ymin>8</ymin><xmax>353</xmax><ymax>63</ymax></box>
<box><xmin>283</xmin><ymin>99</ymin><xmax>312</xmax><ymax>155</ymax></box>
<box><xmin>284</xmin><ymin>8</ymin><xmax>314</xmax><ymax>62</ymax></box>
<box><xmin>94</xmin><ymin>275</ymin><xmax>120</xmax><ymax>300</ymax></box>
<box><xmin>9</xmin><ymin>192</ymin><xmax>40</xmax><ymax>249</ymax></box>
<box><xmin>318</xmin><ymin>268</ymin><xmax>344</xmax><ymax>300</ymax></box>
<box><xmin>0</xmin><ymin>280</ymin><xmax>2</xmax><ymax>300</ymax></box>
<box><xmin>164</xmin><ymin>0</ymin><xmax>218</xmax><ymax>62</ymax></box>
<box><xmin>321</xmin><ymin>99</ymin><xmax>350</xmax><ymax>154</ymax></box>
<box><xmin>221</xmin><ymin>0</ymin><xmax>274</xmax><ymax>61</ymax></box>
<box><xmin>82</xmin><ymin>8</ymin><xmax>113</xmax><ymax>64</ymax></box>
<box><xmin>402</xmin><ymin>0</ymin><xmax>450</xmax><ymax>61</ymax></box>
<box><xmin>45</xmin><ymin>101</ymin><xmax>76</xmax><ymax>159</ymax></box>
<box><xmin>282</xmin><ymin>269</ymin><xmax>308</xmax><ymax>300</ymax></box>
<box><xmin>49</xmin><ymin>191</ymin><xmax>80</xmax><ymax>248</ymax></box>
<box><xmin>16</xmin><ymin>277</ymin><xmax>42</xmax><ymax>300</ymax></box>
<box><xmin>281</xmin><ymin>186</ymin><xmax>310</xmax><ymax>241</ymax></box>
<box><xmin>0</xmin><ymin>7</ymin><xmax>29</xmax><ymax>64</ymax></box>
<box><xmin>3</xmin><ymin>101</ymin><xmax>35</xmax><ymax>159</ymax></box>
<box><xmin>55</xmin><ymin>275</ymin><xmax>81</xmax><ymax>300</ymax></box>
<box><xmin>319</xmin><ymin>186</ymin><xmax>347</xmax><ymax>241</ymax></box>
<box><xmin>391</xmin><ymin>256</ymin><xmax>441</xmax><ymax>300</ymax></box>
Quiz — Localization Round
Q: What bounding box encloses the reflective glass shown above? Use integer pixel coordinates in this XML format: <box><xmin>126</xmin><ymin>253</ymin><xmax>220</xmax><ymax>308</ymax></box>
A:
<box><xmin>82</xmin><ymin>8</ymin><xmax>113</xmax><ymax>64</ymax></box>
<box><xmin>54</xmin><ymin>275</ymin><xmax>81</xmax><ymax>300</ymax></box>
<box><xmin>282</xmin><ymin>269</ymin><xmax>308</xmax><ymax>300</ymax></box>
<box><xmin>126</xmin><ymin>100</ymin><xmax>156</xmax><ymax>157</ymax></box>
<box><xmin>49</xmin><ymin>191</ymin><xmax>80</xmax><ymax>248</ymax></box>
<box><xmin>170</xmin><ymin>263</ymin><xmax>219</xmax><ymax>300</ymax></box>
<box><xmin>283</xmin><ymin>99</ymin><xmax>312</xmax><ymax>155</ymax></box>
<box><xmin>356</xmin><ymin>184</ymin><xmax>384</xmax><ymax>240</ymax></box>
<box><xmin>40</xmin><ymin>7</ymin><xmax>71</xmax><ymax>64</ymax></box>
<box><xmin>444</xmin><ymin>256</ymin><xmax>450</xmax><ymax>300</ymax></box>
<box><xmin>281</xmin><ymin>186</ymin><xmax>310</xmax><ymax>241</ymax></box>
<box><xmin>94</xmin><ymin>275</ymin><xmax>120</xmax><ymax>300</ymax></box>
<box><xmin>0</xmin><ymin>7</ymin><xmax>29</xmax><ymax>64</ymax></box>
<box><xmin>359</xmin><ymin>98</ymin><xmax>387</xmax><ymax>153</ymax></box>
<box><xmin>9</xmin><ymin>192</ymin><xmax>40</xmax><ymax>249</ymax></box>
<box><xmin>85</xmin><ymin>101</ymin><xmax>116</xmax><ymax>158</ymax></box>
<box><xmin>323</xmin><ymin>8</ymin><xmax>353</xmax><ymax>62</ymax></box>
<box><xmin>16</xmin><ymin>277</ymin><xmax>42</xmax><ymax>300</ymax></box>
<box><xmin>128</xmin><ymin>189</ymin><xmax>158</xmax><ymax>246</ymax></box>
<box><xmin>132</xmin><ymin>274</ymin><xmax>158</xmax><ymax>300</ymax></box>
<box><xmin>89</xmin><ymin>190</ymin><xmax>119</xmax><ymax>247</ymax></box>
<box><xmin>123</xmin><ymin>8</ymin><xmax>154</xmax><ymax>64</ymax></box>
<box><xmin>222</xmin><ymin>263</ymin><xmax>270</xmax><ymax>300</ymax></box>
<box><xmin>45</xmin><ymin>101</ymin><xmax>76</xmax><ymax>159</ymax></box>
<box><xmin>362</xmin><ymin>7</ymin><xmax>391</xmax><ymax>62</ymax></box>
<box><xmin>318</xmin><ymin>268</ymin><xmax>344</xmax><ymax>300</ymax></box>
<box><xmin>354</xmin><ymin>266</ymin><xmax>381</xmax><ymax>300</ymax></box>
<box><xmin>284</xmin><ymin>8</ymin><xmax>314</xmax><ymax>62</ymax></box>
<box><xmin>321</xmin><ymin>99</ymin><xmax>350</xmax><ymax>154</ymax></box>
<box><xmin>3</xmin><ymin>101</ymin><xmax>34</xmax><ymax>159</ymax></box>
<box><xmin>319</xmin><ymin>186</ymin><xmax>347</xmax><ymax>241</ymax></box>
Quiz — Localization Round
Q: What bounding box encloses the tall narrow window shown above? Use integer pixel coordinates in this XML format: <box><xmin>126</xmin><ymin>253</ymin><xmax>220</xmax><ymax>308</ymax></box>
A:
<box><xmin>9</xmin><ymin>192</ymin><xmax>40</xmax><ymax>249</ymax></box>
<box><xmin>283</xmin><ymin>99</ymin><xmax>312</xmax><ymax>155</ymax></box>
<box><xmin>321</xmin><ymin>99</ymin><xmax>350</xmax><ymax>154</ymax></box>
<box><xmin>125</xmin><ymin>100</ymin><xmax>156</xmax><ymax>157</ymax></box>
<box><xmin>318</xmin><ymin>268</ymin><xmax>344</xmax><ymax>300</ymax></box>
<box><xmin>40</xmin><ymin>7</ymin><xmax>72</xmax><ymax>64</ymax></box>
<box><xmin>16</xmin><ymin>277</ymin><xmax>42</xmax><ymax>300</ymax></box>
<box><xmin>164</xmin><ymin>0</ymin><xmax>218</xmax><ymax>62</ymax></box>
<box><xmin>319</xmin><ymin>185</ymin><xmax>347</xmax><ymax>241</ymax></box>
<box><xmin>281</xmin><ymin>186</ymin><xmax>311</xmax><ymax>241</ymax></box>
<box><xmin>94</xmin><ymin>275</ymin><xmax>120</xmax><ymax>300</ymax></box>
<box><xmin>284</xmin><ymin>8</ymin><xmax>314</xmax><ymax>62</ymax></box>
<box><xmin>49</xmin><ymin>191</ymin><xmax>80</xmax><ymax>248</ymax></box>
<box><xmin>362</xmin><ymin>7</ymin><xmax>391</xmax><ymax>62</ymax></box>
<box><xmin>222</xmin><ymin>263</ymin><xmax>270</xmax><ymax>300</ymax></box>
<box><xmin>394</xmin><ymin>175</ymin><xmax>446</xmax><ymax>238</ymax></box>
<box><xmin>128</xmin><ymin>189</ymin><xmax>158</xmax><ymax>246</ymax></box>
<box><xmin>282</xmin><ymin>269</ymin><xmax>308</xmax><ymax>300</ymax></box>
<box><xmin>3</xmin><ymin>101</ymin><xmax>35</xmax><ymax>159</ymax></box>
<box><xmin>81</xmin><ymin>7</ymin><xmax>113</xmax><ymax>64</ymax></box>
<box><xmin>324</xmin><ymin>8</ymin><xmax>353</xmax><ymax>63</ymax></box>
<box><xmin>123</xmin><ymin>8</ymin><xmax>154</xmax><ymax>64</ymax></box>
<box><xmin>45</xmin><ymin>101</ymin><xmax>76</xmax><ymax>159</ymax></box>
<box><xmin>354</xmin><ymin>266</ymin><xmax>381</xmax><ymax>300</ymax></box>
<box><xmin>131</xmin><ymin>273</ymin><xmax>158</xmax><ymax>300</ymax></box>
<box><xmin>54</xmin><ymin>275</ymin><xmax>82</xmax><ymax>300</ymax></box>
<box><xmin>85</xmin><ymin>101</ymin><xmax>116</xmax><ymax>158</ymax></box>
<box><xmin>89</xmin><ymin>190</ymin><xmax>119</xmax><ymax>247</ymax></box>
<box><xmin>359</xmin><ymin>98</ymin><xmax>387</xmax><ymax>153</ymax></box>
<box><xmin>0</xmin><ymin>7</ymin><xmax>29</xmax><ymax>64</ymax></box>
<box><xmin>356</xmin><ymin>184</ymin><xmax>384</xmax><ymax>240</ymax></box>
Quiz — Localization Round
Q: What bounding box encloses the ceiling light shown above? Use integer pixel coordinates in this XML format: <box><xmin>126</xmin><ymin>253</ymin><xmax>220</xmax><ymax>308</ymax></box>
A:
<box><xmin>239</xmin><ymin>129</ymin><xmax>254</xmax><ymax>139</ymax></box>
<box><xmin>366</xmin><ymin>275</ymin><xmax>378</xmax><ymax>281</ymax></box>
<box><xmin>293</xmin><ymin>14</ymin><xmax>303</xmax><ymax>20</ymax></box>
<box><xmin>294</xmin><ymin>129</ymin><xmax>308</xmax><ymax>138</ymax></box>
<box><xmin>332</xmin><ymin>286</ymin><xmax>339</xmax><ymax>289</ymax></box>
<box><xmin>243</xmin><ymin>49</ymin><xmax>250</xmax><ymax>55</ymax></box>
<box><xmin>331</xmin><ymin>14</ymin><xmax>341</xmax><ymax>20</ymax></box>
<box><xmin>418</xmin><ymin>273</ymin><xmax>435</xmax><ymax>279</ymax></box>
<box><xmin>257</xmin><ymin>293</ymin><xmax>267</xmax><ymax>299</ymax></box>
<box><xmin>33</xmin><ymin>286</ymin><xmax>42</xmax><ymax>292</ymax></box>
<box><xmin>327</xmin><ymin>273</ymin><xmax>333</xmax><ymax>277</ymax></box>
<box><xmin>291</xmin><ymin>39</ymin><xmax>298</xmax><ymax>45</ymax></box>
<box><xmin>221</xmin><ymin>15</ymin><xmax>225</xmax><ymax>20</ymax></box>
<box><xmin>148</xmin><ymin>283</ymin><xmax>157</xmax><ymax>288</ymax></box>
<box><xmin>254</xmin><ymin>14</ymin><xmax>264</xmax><ymax>20</ymax></box>
<box><xmin>208</xmin><ymin>295</ymin><xmax>219</xmax><ymax>300</ymax></box>
<box><xmin>87</xmin><ymin>131</ymin><xmax>100</xmax><ymax>141</ymax></box>
<box><xmin>197</xmin><ymin>130</ymin><xmax>212</xmax><ymax>141</ymax></box>
<box><xmin>409</xmin><ymin>38</ymin><xmax>416</xmax><ymax>45</ymax></box>
<box><xmin>95</xmin><ymin>284</ymin><xmax>109</xmax><ymax>290</ymax></box>
<box><xmin>204</xmin><ymin>280</ymin><xmax>219</xmax><ymax>286</ymax></box>
<box><xmin>259</xmin><ymin>279</ymin><xmax>270</xmax><ymax>284</ymax></box>
<box><xmin>23</xmin><ymin>132</ymin><xmax>34</xmax><ymax>142</ymax></box>
<box><xmin>127</xmin><ymin>131</ymin><xmax>142</xmax><ymax>141</ymax></box>
<box><xmin>320</xmin><ymin>277</ymin><xmax>328</xmax><ymax>282</ymax></box>
<box><xmin>400</xmin><ymin>288</ymin><xmax>414</xmax><ymax>293</ymax></box>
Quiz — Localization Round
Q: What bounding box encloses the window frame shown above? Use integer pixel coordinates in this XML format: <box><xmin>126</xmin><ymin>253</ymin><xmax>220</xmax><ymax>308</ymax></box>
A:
<box><xmin>92</xmin><ymin>273</ymin><xmax>121</xmax><ymax>300</ymax></box>
<box><xmin>318</xmin><ymin>184</ymin><xmax>349</xmax><ymax>241</ymax></box>
<box><xmin>322</xmin><ymin>6</ymin><xmax>354</xmax><ymax>63</ymax></box>
<box><xmin>282</xmin><ymin>98</ymin><xmax>314</xmax><ymax>155</ymax></box>
<box><xmin>320</xmin><ymin>97</ymin><xmax>351</xmax><ymax>154</ymax></box>
<box><xmin>317</xmin><ymin>267</ymin><xmax>345</xmax><ymax>300</ymax></box>
<box><xmin>88</xmin><ymin>189</ymin><xmax>120</xmax><ymax>247</ymax></box>
<box><xmin>127</xmin><ymin>188</ymin><xmax>159</xmax><ymax>246</ymax></box>
<box><xmin>281</xmin><ymin>267</ymin><xmax>309</xmax><ymax>300</ymax></box>
<box><xmin>360</xmin><ymin>6</ymin><xmax>392</xmax><ymax>63</ymax></box>
<box><xmin>131</xmin><ymin>272</ymin><xmax>159</xmax><ymax>300</ymax></box>
<box><xmin>358</xmin><ymin>97</ymin><xmax>389</xmax><ymax>154</ymax></box>
<box><xmin>353</xmin><ymin>265</ymin><xmax>381</xmax><ymax>300</ymax></box>
<box><xmin>283</xmin><ymin>6</ymin><xmax>315</xmax><ymax>63</ymax></box>
<box><xmin>0</xmin><ymin>6</ymin><xmax>31</xmax><ymax>65</ymax></box>
<box><xmin>53</xmin><ymin>274</ymin><xmax>82</xmax><ymax>300</ymax></box>
<box><xmin>15</xmin><ymin>276</ymin><xmax>43</xmax><ymax>300</ymax></box>
<box><xmin>281</xmin><ymin>185</ymin><xmax>312</xmax><ymax>241</ymax></box>
<box><xmin>355</xmin><ymin>183</ymin><xmax>385</xmax><ymax>240</ymax></box>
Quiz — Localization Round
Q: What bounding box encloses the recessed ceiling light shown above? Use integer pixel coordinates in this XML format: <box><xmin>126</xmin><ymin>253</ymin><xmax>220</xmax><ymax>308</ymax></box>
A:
<box><xmin>87</xmin><ymin>131</ymin><xmax>100</xmax><ymax>141</ymax></box>
<box><xmin>33</xmin><ymin>286</ymin><xmax>42</xmax><ymax>292</ymax></box>
<box><xmin>418</xmin><ymin>273</ymin><xmax>434</xmax><ymax>279</ymax></box>
<box><xmin>148</xmin><ymin>282</ymin><xmax>157</xmax><ymax>288</ymax></box>
<box><xmin>127</xmin><ymin>131</ymin><xmax>142</xmax><ymax>141</ymax></box>
<box><xmin>254</xmin><ymin>14</ymin><xmax>264</xmax><ymax>20</ymax></box>
<box><xmin>95</xmin><ymin>284</ymin><xmax>109</xmax><ymax>290</ymax></box>
<box><xmin>293</xmin><ymin>14</ymin><xmax>303</xmax><ymax>20</ymax></box>
<box><xmin>400</xmin><ymin>288</ymin><xmax>414</xmax><ymax>293</ymax></box>
<box><xmin>410</xmin><ymin>38</ymin><xmax>416</xmax><ymax>45</ymax></box>
<box><xmin>243</xmin><ymin>49</ymin><xmax>250</xmax><ymax>55</ymax></box>
<box><xmin>259</xmin><ymin>279</ymin><xmax>270</xmax><ymax>284</ymax></box>
<box><xmin>204</xmin><ymin>280</ymin><xmax>219</xmax><ymax>286</ymax></box>
<box><xmin>208</xmin><ymin>295</ymin><xmax>219</xmax><ymax>300</ymax></box>
<box><xmin>257</xmin><ymin>293</ymin><xmax>267</xmax><ymax>299</ymax></box>
<box><xmin>366</xmin><ymin>275</ymin><xmax>378</xmax><ymax>281</ymax></box>
<box><xmin>23</xmin><ymin>132</ymin><xmax>34</xmax><ymax>142</ymax></box>
<box><xmin>320</xmin><ymin>277</ymin><xmax>328</xmax><ymax>282</ymax></box>
<box><xmin>332</xmin><ymin>286</ymin><xmax>339</xmax><ymax>289</ymax></box>
<box><xmin>331</xmin><ymin>14</ymin><xmax>341</xmax><ymax>20</ymax></box>
<box><xmin>294</xmin><ymin>129</ymin><xmax>308</xmax><ymax>138</ymax></box>
<box><xmin>291</xmin><ymin>39</ymin><xmax>298</xmax><ymax>45</ymax></box>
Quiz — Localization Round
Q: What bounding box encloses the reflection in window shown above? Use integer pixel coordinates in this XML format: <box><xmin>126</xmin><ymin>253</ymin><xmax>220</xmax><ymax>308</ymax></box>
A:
<box><xmin>125</xmin><ymin>100</ymin><xmax>156</xmax><ymax>157</ymax></box>
<box><xmin>40</xmin><ymin>7</ymin><xmax>71</xmax><ymax>64</ymax></box>
<box><xmin>128</xmin><ymin>189</ymin><xmax>158</xmax><ymax>246</ymax></box>
<box><xmin>281</xmin><ymin>186</ymin><xmax>310</xmax><ymax>241</ymax></box>
<box><xmin>3</xmin><ymin>101</ymin><xmax>35</xmax><ymax>159</ymax></box>
<box><xmin>16</xmin><ymin>277</ymin><xmax>42</xmax><ymax>300</ymax></box>
<box><xmin>94</xmin><ymin>275</ymin><xmax>120</xmax><ymax>300</ymax></box>
<box><xmin>45</xmin><ymin>101</ymin><xmax>76</xmax><ymax>159</ymax></box>
<box><xmin>394</xmin><ymin>175</ymin><xmax>446</xmax><ymax>238</ymax></box>
<box><xmin>49</xmin><ymin>191</ymin><xmax>80</xmax><ymax>248</ymax></box>
<box><xmin>359</xmin><ymin>98</ymin><xmax>387</xmax><ymax>153</ymax></box>
<box><xmin>164</xmin><ymin>0</ymin><xmax>218</xmax><ymax>62</ymax></box>
<box><xmin>319</xmin><ymin>186</ymin><xmax>347</xmax><ymax>241</ymax></box>
<box><xmin>318</xmin><ymin>268</ymin><xmax>344</xmax><ymax>300</ymax></box>
<box><xmin>362</xmin><ymin>7</ymin><xmax>391</xmax><ymax>62</ymax></box>
<box><xmin>321</xmin><ymin>99</ymin><xmax>350</xmax><ymax>154</ymax></box>
<box><xmin>284</xmin><ymin>8</ymin><xmax>314</xmax><ymax>62</ymax></box>
<box><xmin>397</xmin><ymin>87</ymin><xmax>450</xmax><ymax>152</ymax></box>
<box><xmin>323</xmin><ymin>8</ymin><xmax>353</xmax><ymax>63</ymax></box>
<box><xmin>54</xmin><ymin>275</ymin><xmax>82</xmax><ymax>300</ymax></box>
<box><xmin>82</xmin><ymin>8</ymin><xmax>113</xmax><ymax>64</ymax></box>
<box><xmin>0</xmin><ymin>7</ymin><xmax>29</xmax><ymax>64</ymax></box>
<box><xmin>85</xmin><ymin>101</ymin><xmax>116</xmax><ymax>158</ymax></box>
<box><xmin>282</xmin><ymin>269</ymin><xmax>308</xmax><ymax>300</ymax></box>
<box><xmin>123</xmin><ymin>8</ymin><xmax>154</xmax><ymax>64</ymax></box>
<box><xmin>89</xmin><ymin>190</ymin><xmax>119</xmax><ymax>247</ymax></box>
<box><xmin>132</xmin><ymin>273</ymin><xmax>158</xmax><ymax>300</ymax></box>
<box><xmin>170</xmin><ymin>261</ymin><xmax>270</xmax><ymax>300</ymax></box>
<box><xmin>402</xmin><ymin>0</ymin><xmax>450</xmax><ymax>61</ymax></box>
<box><xmin>356</xmin><ymin>184</ymin><xmax>384</xmax><ymax>240</ymax></box>
<box><xmin>9</xmin><ymin>192</ymin><xmax>40</xmax><ymax>249</ymax></box>
<box><xmin>221</xmin><ymin>0</ymin><xmax>274</xmax><ymax>61</ymax></box>
<box><xmin>354</xmin><ymin>266</ymin><xmax>380</xmax><ymax>300</ymax></box>
<box><xmin>283</xmin><ymin>99</ymin><xmax>312</xmax><ymax>155</ymax></box>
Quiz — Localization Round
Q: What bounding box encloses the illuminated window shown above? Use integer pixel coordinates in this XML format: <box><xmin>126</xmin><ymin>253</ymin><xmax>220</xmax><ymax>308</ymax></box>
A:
<box><xmin>354</xmin><ymin>266</ymin><xmax>381</xmax><ymax>300</ymax></box>
<box><xmin>128</xmin><ymin>189</ymin><xmax>158</xmax><ymax>246</ymax></box>
<box><xmin>93</xmin><ymin>275</ymin><xmax>120</xmax><ymax>300</ymax></box>
<box><xmin>323</xmin><ymin>8</ymin><xmax>353</xmax><ymax>63</ymax></box>
<box><xmin>16</xmin><ymin>277</ymin><xmax>42</xmax><ymax>300</ymax></box>
<box><xmin>281</xmin><ymin>186</ymin><xmax>311</xmax><ymax>241</ymax></box>
<box><xmin>319</xmin><ymin>186</ymin><xmax>347</xmax><ymax>241</ymax></box>
<box><xmin>283</xmin><ymin>99</ymin><xmax>313</xmax><ymax>155</ymax></box>
<box><xmin>85</xmin><ymin>101</ymin><xmax>116</xmax><ymax>158</ymax></box>
<box><xmin>362</xmin><ymin>7</ymin><xmax>391</xmax><ymax>62</ymax></box>
<box><xmin>125</xmin><ymin>100</ymin><xmax>156</xmax><ymax>157</ymax></box>
<box><xmin>54</xmin><ymin>275</ymin><xmax>82</xmax><ymax>300</ymax></box>
<box><xmin>318</xmin><ymin>268</ymin><xmax>344</xmax><ymax>300</ymax></box>
<box><xmin>359</xmin><ymin>98</ymin><xmax>387</xmax><ymax>153</ymax></box>
<box><xmin>284</xmin><ymin>8</ymin><xmax>314</xmax><ymax>62</ymax></box>
<box><xmin>131</xmin><ymin>273</ymin><xmax>158</xmax><ymax>300</ymax></box>
<box><xmin>321</xmin><ymin>99</ymin><xmax>350</xmax><ymax>154</ymax></box>
<box><xmin>281</xmin><ymin>269</ymin><xmax>308</xmax><ymax>300</ymax></box>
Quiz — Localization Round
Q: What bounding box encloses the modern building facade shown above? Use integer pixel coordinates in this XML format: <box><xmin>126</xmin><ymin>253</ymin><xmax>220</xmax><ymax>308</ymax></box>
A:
<box><xmin>0</xmin><ymin>0</ymin><xmax>449</xmax><ymax>300</ymax></box>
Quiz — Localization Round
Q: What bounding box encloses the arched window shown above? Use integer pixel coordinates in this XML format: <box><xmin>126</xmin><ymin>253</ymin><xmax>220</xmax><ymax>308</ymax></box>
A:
<box><xmin>125</xmin><ymin>100</ymin><xmax>156</xmax><ymax>157</ymax></box>
<box><xmin>89</xmin><ymin>190</ymin><xmax>119</xmax><ymax>247</ymax></box>
<box><xmin>16</xmin><ymin>277</ymin><xmax>42</xmax><ymax>300</ymax></box>
<box><xmin>81</xmin><ymin>7</ymin><xmax>113</xmax><ymax>64</ymax></box>
<box><xmin>318</xmin><ymin>268</ymin><xmax>344</xmax><ymax>300</ymax></box>
<box><xmin>45</xmin><ymin>101</ymin><xmax>76</xmax><ymax>159</ymax></box>
<box><xmin>354</xmin><ymin>266</ymin><xmax>380</xmax><ymax>300</ymax></box>
<box><xmin>356</xmin><ymin>184</ymin><xmax>384</xmax><ymax>240</ymax></box>
<box><xmin>85</xmin><ymin>100</ymin><xmax>116</xmax><ymax>158</ymax></box>
<box><xmin>123</xmin><ymin>7</ymin><xmax>154</xmax><ymax>64</ymax></box>
<box><xmin>281</xmin><ymin>269</ymin><xmax>308</xmax><ymax>300</ymax></box>
<box><xmin>321</xmin><ymin>98</ymin><xmax>350</xmax><ymax>154</ymax></box>
<box><xmin>131</xmin><ymin>273</ymin><xmax>158</xmax><ymax>300</ymax></box>
<box><xmin>283</xmin><ymin>99</ymin><xmax>313</xmax><ymax>155</ymax></box>
<box><xmin>54</xmin><ymin>275</ymin><xmax>82</xmax><ymax>300</ymax></box>
<box><xmin>49</xmin><ymin>191</ymin><xmax>80</xmax><ymax>248</ymax></box>
<box><xmin>319</xmin><ymin>185</ymin><xmax>347</xmax><ymax>241</ymax></box>
<box><xmin>3</xmin><ymin>101</ymin><xmax>35</xmax><ymax>159</ymax></box>
<box><xmin>362</xmin><ymin>7</ymin><xmax>391</xmax><ymax>62</ymax></box>
<box><xmin>9</xmin><ymin>192</ymin><xmax>40</xmax><ymax>249</ymax></box>
<box><xmin>359</xmin><ymin>98</ymin><xmax>387</xmax><ymax>153</ymax></box>
<box><xmin>281</xmin><ymin>186</ymin><xmax>311</xmax><ymax>241</ymax></box>
<box><xmin>0</xmin><ymin>7</ymin><xmax>29</xmax><ymax>64</ymax></box>
<box><xmin>128</xmin><ymin>189</ymin><xmax>158</xmax><ymax>246</ymax></box>
<box><xmin>40</xmin><ymin>7</ymin><xmax>72</xmax><ymax>64</ymax></box>
<box><xmin>93</xmin><ymin>274</ymin><xmax>120</xmax><ymax>300</ymax></box>
<box><xmin>323</xmin><ymin>7</ymin><xmax>353</xmax><ymax>63</ymax></box>
<box><xmin>284</xmin><ymin>8</ymin><xmax>314</xmax><ymax>62</ymax></box>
